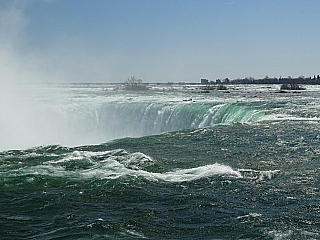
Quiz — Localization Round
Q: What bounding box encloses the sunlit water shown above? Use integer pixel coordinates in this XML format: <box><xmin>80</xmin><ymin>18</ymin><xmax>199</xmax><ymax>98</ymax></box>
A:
<box><xmin>1</xmin><ymin>84</ymin><xmax>320</xmax><ymax>239</ymax></box>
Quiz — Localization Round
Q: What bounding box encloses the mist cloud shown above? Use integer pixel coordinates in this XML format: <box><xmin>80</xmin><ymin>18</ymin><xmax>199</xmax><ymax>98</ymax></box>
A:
<box><xmin>0</xmin><ymin>2</ymin><xmax>62</xmax><ymax>150</ymax></box>
<box><xmin>0</xmin><ymin>2</ymin><xmax>34</xmax><ymax>84</ymax></box>
<box><xmin>0</xmin><ymin>1</ymin><xmax>113</xmax><ymax>84</ymax></box>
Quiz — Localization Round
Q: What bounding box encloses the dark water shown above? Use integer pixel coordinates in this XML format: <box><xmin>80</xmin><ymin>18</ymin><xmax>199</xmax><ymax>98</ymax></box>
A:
<box><xmin>1</xmin><ymin>85</ymin><xmax>320</xmax><ymax>239</ymax></box>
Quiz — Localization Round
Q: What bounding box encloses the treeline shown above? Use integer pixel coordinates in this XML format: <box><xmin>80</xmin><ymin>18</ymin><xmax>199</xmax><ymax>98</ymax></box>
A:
<box><xmin>201</xmin><ymin>75</ymin><xmax>320</xmax><ymax>85</ymax></box>
<box><xmin>230</xmin><ymin>75</ymin><xmax>320</xmax><ymax>85</ymax></box>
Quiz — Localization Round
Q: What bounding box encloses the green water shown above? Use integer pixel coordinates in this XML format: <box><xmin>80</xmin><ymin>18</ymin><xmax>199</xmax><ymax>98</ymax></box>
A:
<box><xmin>2</xmin><ymin>121</ymin><xmax>320</xmax><ymax>239</ymax></box>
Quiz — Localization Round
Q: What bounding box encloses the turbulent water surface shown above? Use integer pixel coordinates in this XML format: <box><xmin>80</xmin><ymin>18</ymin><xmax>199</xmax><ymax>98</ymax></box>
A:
<box><xmin>1</xmin><ymin>84</ymin><xmax>320</xmax><ymax>239</ymax></box>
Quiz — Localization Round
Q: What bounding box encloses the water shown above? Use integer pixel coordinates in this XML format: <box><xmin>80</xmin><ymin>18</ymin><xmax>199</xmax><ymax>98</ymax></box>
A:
<box><xmin>1</xmin><ymin>84</ymin><xmax>320</xmax><ymax>239</ymax></box>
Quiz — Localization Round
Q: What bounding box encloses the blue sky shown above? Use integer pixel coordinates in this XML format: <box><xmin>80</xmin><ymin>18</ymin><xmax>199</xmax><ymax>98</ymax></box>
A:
<box><xmin>1</xmin><ymin>0</ymin><xmax>320</xmax><ymax>83</ymax></box>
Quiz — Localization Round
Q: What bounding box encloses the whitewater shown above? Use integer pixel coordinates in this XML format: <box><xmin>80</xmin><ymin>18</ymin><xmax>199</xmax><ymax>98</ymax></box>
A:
<box><xmin>1</xmin><ymin>83</ymin><xmax>320</xmax><ymax>239</ymax></box>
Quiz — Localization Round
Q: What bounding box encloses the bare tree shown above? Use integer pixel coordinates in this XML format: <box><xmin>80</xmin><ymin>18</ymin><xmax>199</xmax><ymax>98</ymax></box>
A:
<box><xmin>124</xmin><ymin>76</ymin><xmax>148</xmax><ymax>90</ymax></box>
<box><xmin>126</xmin><ymin>76</ymin><xmax>141</xmax><ymax>86</ymax></box>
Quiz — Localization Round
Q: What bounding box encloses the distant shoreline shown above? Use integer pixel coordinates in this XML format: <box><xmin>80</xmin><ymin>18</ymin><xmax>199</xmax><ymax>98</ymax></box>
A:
<box><xmin>200</xmin><ymin>75</ymin><xmax>320</xmax><ymax>85</ymax></box>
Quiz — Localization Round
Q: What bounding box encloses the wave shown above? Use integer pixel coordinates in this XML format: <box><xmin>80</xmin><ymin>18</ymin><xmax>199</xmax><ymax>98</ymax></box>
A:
<box><xmin>0</xmin><ymin>148</ymin><xmax>242</xmax><ymax>185</ymax></box>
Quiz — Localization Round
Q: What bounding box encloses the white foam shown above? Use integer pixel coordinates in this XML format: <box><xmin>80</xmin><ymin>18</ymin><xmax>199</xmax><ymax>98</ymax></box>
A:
<box><xmin>198</xmin><ymin>105</ymin><xmax>223</xmax><ymax>128</ymax></box>
<box><xmin>120</xmin><ymin>152</ymin><xmax>154</xmax><ymax>170</ymax></box>
<box><xmin>78</xmin><ymin>161</ymin><xmax>242</xmax><ymax>183</ymax></box>
<box><xmin>238</xmin><ymin>169</ymin><xmax>280</xmax><ymax>180</ymax></box>
<box><xmin>150</xmin><ymin>163</ymin><xmax>242</xmax><ymax>182</ymax></box>
<box><xmin>237</xmin><ymin>212</ymin><xmax>262</xmax><ymax>219</ymax></box>
<box><xmin>47</xmin><ymin>149</ymin><xmax>126</xmax><ymax>164</ymax></box>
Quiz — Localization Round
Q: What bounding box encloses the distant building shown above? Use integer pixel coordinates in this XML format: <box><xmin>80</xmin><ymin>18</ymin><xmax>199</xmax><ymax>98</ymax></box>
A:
<box><xmin>201</xmin><ymin>78</ymin><xmax>209</xmax><ymax>84</ymax></box>
<box><xmin>216</xmin><ymin>79</ymin><xmax>221</xmax><ymax>84</ymax></box>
